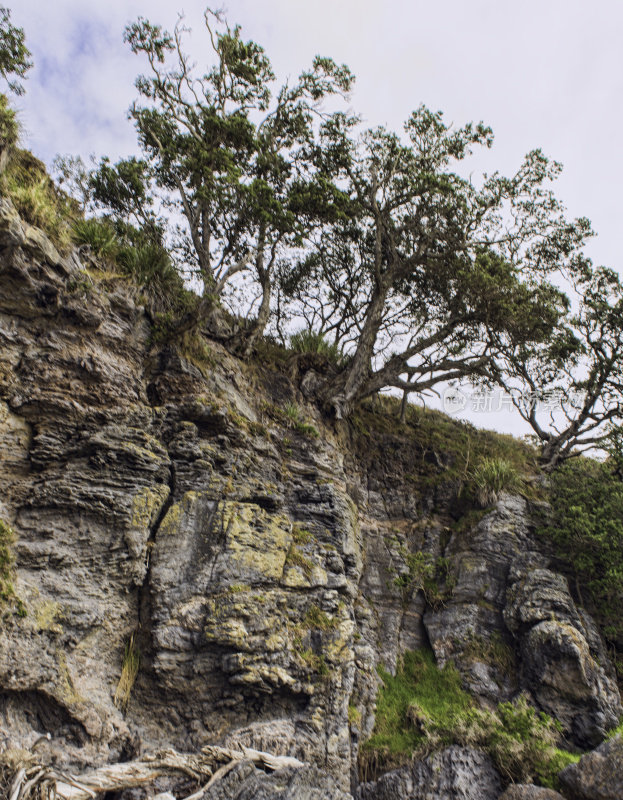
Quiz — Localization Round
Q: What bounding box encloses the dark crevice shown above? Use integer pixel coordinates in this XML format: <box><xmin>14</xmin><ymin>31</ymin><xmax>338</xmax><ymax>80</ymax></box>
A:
<box><xmin>137</xmin><ymin>463</ymin><xmax>176</xmax><ymax>633</ymax></box>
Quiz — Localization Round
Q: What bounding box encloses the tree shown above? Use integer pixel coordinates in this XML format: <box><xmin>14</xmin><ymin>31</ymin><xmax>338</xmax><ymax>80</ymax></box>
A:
<box><xmin>0</xmin><ymin>7</ymin><xmax>32</xmax><ymax>96</ymax></box>
<box><xmin>282</xmin><ymin>107</ymin><xmax>590</xmax><ymax>418</ymax></box>
<box><xmin>123</xmin><ymin>8</ymin><xmax>353</xmax><ymax>351</ymax></box>
<box><xmin>487</xmin><ymin>264</ymin><xmax>623</xmax><ymax>470</ymax></box>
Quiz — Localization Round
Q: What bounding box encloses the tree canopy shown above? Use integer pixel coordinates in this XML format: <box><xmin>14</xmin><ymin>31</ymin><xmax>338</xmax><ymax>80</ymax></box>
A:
<box><xmin>47</xmin><ymin>5</ymin><xmax>622</xmax><ymax>465</ymax></box>
<box><xmin>122</xmin><ymin>9</ymin><xmax>354</xmax><ymax>352</ymax></box>
<box><xmin>0</xmin><ymin>7</ymin><xmax>32</xmax><ymax>96</ymax></box>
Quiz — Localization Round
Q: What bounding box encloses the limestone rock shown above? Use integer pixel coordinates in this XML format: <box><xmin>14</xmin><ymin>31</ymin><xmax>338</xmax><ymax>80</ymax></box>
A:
<box><xmin>504</xmin><ymin>567</ymin><xmax>621</xmax><ymax>747</ymax></box>
<box><xmin>356</xmin><ymin>746</ymin><xmax>502</xmax><ymax>800</ymax></box>
<box><xmin>558</xmin><ymin>734</ymin><xmax>623</xmax><ymax>800</ymax></box>
<box><xmin>424</xmin><ymin>495</ymin><xmax>538</xmax><ymax>702</ymax></box>
<box><xmin>199</xmin><ymin>762</ymin><xmax>351</xmax><ymax>800</ymax></box>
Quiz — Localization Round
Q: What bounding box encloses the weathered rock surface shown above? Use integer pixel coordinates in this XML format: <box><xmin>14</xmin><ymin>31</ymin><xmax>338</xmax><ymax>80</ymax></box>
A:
<box><xmin>0</xmin><ymin>201</ymin><xmax>622</xmax><ymax>799</ymax></box>
<box><xmin>423</xmin><ymin>495</ymin><xmax>621</xmax><ymax>747</ymax></box>
<box><xmin>498</xmin><ymin>786</ymin><xmax>565</xmax><ymax>800</ymax></box>
<box><xmin>558</xmin><ymin>734</ymin><xmax>623</xmax><ymax>800</ymax></box>
<box><xmin>356</xmin><ymin>746</ymin><xmax>502</xmax><ymax>800</ymax></box>
<box><xmin>199</xmin><ymin>762</ymin><xmax>351</xmax><ymax>800</ymax></box>
<box><xmin>504</xmin><ymin>566</ymin><xmax>621</xmax><ymax>747</ymax></box>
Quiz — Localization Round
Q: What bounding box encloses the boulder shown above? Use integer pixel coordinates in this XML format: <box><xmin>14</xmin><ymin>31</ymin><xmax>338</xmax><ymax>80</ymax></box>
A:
<box><xmin>357</xmin><ymin>746</ymin><xmax>502</xmax><ymax>800</ymax></box>
<box><xmin>558</xmin><ymin>734</ymin><xmax>623</xmax><ymax>800</ymax></box>
<box><xmin>504</xmin><ymin>567</ymin><xmax>622</xmax><ymax>747</ymax></box>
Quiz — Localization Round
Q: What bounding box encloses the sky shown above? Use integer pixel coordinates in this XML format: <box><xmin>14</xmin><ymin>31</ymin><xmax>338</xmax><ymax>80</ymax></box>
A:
<box><xmin>10</xmin><ymin>0</ymin><xmax>623</xmax><ymax>437</ymax></box>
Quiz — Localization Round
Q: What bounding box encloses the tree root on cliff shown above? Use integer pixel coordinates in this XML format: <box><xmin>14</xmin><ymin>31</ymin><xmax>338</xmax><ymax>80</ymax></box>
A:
<box><xmin>3</xmin><ymin>744</ymin><xmax>306</xmax><ymax>800</ymax></box>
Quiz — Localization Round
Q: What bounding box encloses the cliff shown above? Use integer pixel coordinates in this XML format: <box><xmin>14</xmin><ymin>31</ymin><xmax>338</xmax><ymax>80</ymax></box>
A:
<box><xmin>0</xmin><ymin>196</ymin><xmax>622</xmax><ymax>800</ymax></box>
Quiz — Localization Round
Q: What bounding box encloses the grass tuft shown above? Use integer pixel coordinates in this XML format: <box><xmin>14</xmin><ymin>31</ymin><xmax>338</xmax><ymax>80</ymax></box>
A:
<box><xmin>469</xmin><ymin>457</ymin><xmax>523</xmax><ymax>506</ymax></box>
<box><xmin>113</xmin><ymin>633</ymin><xmax>140</xmax><ymax>712</ymax></box>
<box><xmin>289</xmin><ymin>329</ymin><xmax>344</xmax><ymax>365</ymax></box>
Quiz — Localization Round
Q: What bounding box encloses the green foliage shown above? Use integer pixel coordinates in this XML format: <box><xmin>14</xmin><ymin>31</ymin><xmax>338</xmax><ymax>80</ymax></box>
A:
<box><xmin>469</xmin><ymin>457</ymin><xmax>523</xmax><ymax>507</ymax></box>
<box><xmin>363</xmin><ymin>649</ymin><xmax>471</xmax><ymax>761</ymax></box>
<box><xmin>361</xmin><ymin>648</ymin><xmax>578</xmax><ymax>788</ymax></box>
<box><xmin>0</xmin><ymin>8</ymin><xmax>32</xmax><ymax>96</ymax></box>
<box><xmin>454</xmin><ymin>698</ymin><xmax>577</xmax><ymax>786</ymax></box>
<box><xmin>539</xmin><ymin>458</ymin><xmax>623</xmax><ymax>649</ymax></box>
<box><xmin>1</xmin><ymin>149</ymin><xmax>75</xmax><ymax>247</ymax></box>
<box><xmin>117</xmin><ymin>241</ymin><xmax>184</xmax><ymax>309</ymax></box>
<box><xmin>71</xmin><ymin>217</ymin><xmax>119</xmax><ymax>260</ymax></box>
<box><xmin>350</xmin><ymin>397</ymin><xmax>537</xmax><ymax>500</ymax></box>
<box><xmin>123</xmin><ymin>7</ymin><xmax>354</xmax><ymax>350</ymax></box>
<box><xmin>285</xmin><ymin>543</ymin><xmax>314</xmax><ymax>576</ymax></box>
<box><xmin>275</xmin><ymin>402</ymin><xmax>319</xmax><ymax>437</ymax></box>
<box><xmin>291</xmin><ymin>525</ymin><xmax>314</xmax><ymax>544</ymax></box>
<box><xmin>489</xmin><ymin>265</ymin><xmax>623</xmax><ymax>469</ymax></box>
<box><xmin>71</xmin><ymin>215</ymin><xmax>189</xmax><ymax>313</ymax></box>
<box><xmin>303</xmin><ymin>604</ymin><xmax>337</xmax><ymax>631</ymax></box>
<box><xmin>0</xmin><ymin>92</ymin><xmax>17</xmax><ymax>152</ymax></box>
<box><xmin>392</xmin><ymin>549</ymin><xmax>455</xmax><ymax>609</ymax></box>
<box><xmin>289</xmin><ymin>329</ymin><xmax>344</xmax><ymax>365</ymax></box>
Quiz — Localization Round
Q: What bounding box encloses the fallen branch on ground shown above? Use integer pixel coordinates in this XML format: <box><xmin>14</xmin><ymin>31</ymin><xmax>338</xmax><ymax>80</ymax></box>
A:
<box><xmin>4</xmin><ymin>744</ymin><xmax>306</xmax><ymax>800</ymax></box>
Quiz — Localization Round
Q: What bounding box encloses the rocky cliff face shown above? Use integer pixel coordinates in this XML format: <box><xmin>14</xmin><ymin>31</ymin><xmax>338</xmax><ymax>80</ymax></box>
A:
<box><xmin>0</xmin><ymin>197</ymin><xmax>621</xmax><ymax>800</ymax></box>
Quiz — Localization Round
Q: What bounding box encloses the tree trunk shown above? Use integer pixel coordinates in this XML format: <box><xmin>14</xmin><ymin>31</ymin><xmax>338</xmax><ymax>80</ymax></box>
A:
<box><xmin>323</xmin><ymin>279</ymin><xmax>389</xmax><ymax>418</ymax></box>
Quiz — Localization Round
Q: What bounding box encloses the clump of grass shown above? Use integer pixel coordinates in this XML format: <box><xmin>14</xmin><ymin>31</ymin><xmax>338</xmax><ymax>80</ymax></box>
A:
<box><xmin>1</xmin><ymin>149</ymin><xmax>76</xmax><ymax>248</ymax></box>
<box><xmin>348</xmin><ymin>703</ymin><xmax>362</xmax><ymax>726</ymax></box>
<box><xmin>118</xmin><ymin>241</ymin><xmax>184</xmax><ymax>310</ymax></box>
<box><xmin>285</xmin><ymin>543</ymin><xmax>314</xmax><ymax>576</ymax></box>
<box><xmin>285</xmin><ymin>402</ymin><xmax>300</xmax><ymax>425</ymax></box>
<box><xmin>299</xmin><ymin>647</ymin><xmax>329</xmax><ymax>676</ymax></box>
<box><xmin>113</xmin><ymin>633</ymin><xmax>140</xmax><ymax>712</ymax></box>
<box><xmin>292</xmin><ymin>525</ymin><xmax>315</xmax><ymax>544</ymax></box>
<box><xmin>303</xmin><ymin>604</ymin><xmax>337</xmax><ymax>631</ymax></box>
<box><xmin>470</xmin><ymin>457</ymin><xmax>522</xmax><ymax>507</ymax></box>
<box><xmin>289</xmin><ymin>329</ymin><xmax>344</xmax><ymax>365</ymax></box>
<box><xmin>71</xmin><ymin>217</ymin><xmax>119</xmax><ymax>260</ymax></box>
<box><xmin>279</xmin><ymin>402</ymin><xmax>320</xmax><ymax>438</ymax></box>
<box><xmin>361</xmin><ymin>648</ymin><xmax>579</xmax><ymax>789</ymax></box>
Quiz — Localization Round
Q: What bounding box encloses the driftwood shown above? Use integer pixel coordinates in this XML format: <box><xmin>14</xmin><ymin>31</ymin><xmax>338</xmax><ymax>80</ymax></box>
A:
<box><xmin>5</xmin><ymin>744</ymin><xmax>306</xmax><ymax>800</ymax></box>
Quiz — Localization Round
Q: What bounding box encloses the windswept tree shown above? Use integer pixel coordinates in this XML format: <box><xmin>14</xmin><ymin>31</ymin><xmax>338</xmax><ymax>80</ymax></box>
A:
<box><xmin>123</xmin><ymin>8</ymin><xmax>353</xmax><ymax>351</ymax></box>
<box><xmin>282</xmin><ymin>107</ymin><xmax>590</xmax><ymax>418</ymax></box>
<box><xmin>487</xmin><ymin>265</ymin><xmax>623</xmax><ymax>470</ymax></box>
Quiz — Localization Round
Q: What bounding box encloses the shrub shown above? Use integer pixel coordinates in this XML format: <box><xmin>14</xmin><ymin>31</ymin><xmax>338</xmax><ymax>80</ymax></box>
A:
<box><xmin>539</xmin><ymin>458</ymin><xmax>623</xmax><ymax>650</ymax></box>
<box><xmin>470</xmin><ymin>457</ymin><xmax>522</xmax><ymax>506</ymax></box>
<box><xmin>454</xmin><ymin>697</ymin><xmax>577</xmax><ymax>786</ymax></box>
<box><xmin>117</xmin><ymin>241</ymin><xmax>184</xmax><ymax>309</ymax></box>
<box><xmin>360</xmin><ymin>648</ymin><xmax>578</xmax><ymax>788</ymax></box>
<box><xmin>392</xmin><ymin>549</ymin><xmax>455</xmax><ymax>608</ymax></box>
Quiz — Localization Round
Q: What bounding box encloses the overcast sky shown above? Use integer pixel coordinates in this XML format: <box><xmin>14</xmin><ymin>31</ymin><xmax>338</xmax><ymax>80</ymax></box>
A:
<box><xmin>10</xmin><ymin>0</ymin><xmax>623</xmax><ymax>436</ymax></box>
